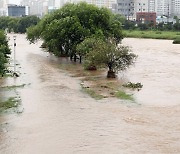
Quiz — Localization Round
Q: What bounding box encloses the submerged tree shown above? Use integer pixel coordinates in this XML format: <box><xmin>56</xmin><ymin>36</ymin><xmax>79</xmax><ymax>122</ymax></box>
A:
<box><xmin>77</xmin><ymin>38</ymin><xmax>137</xmax><ymax>78</ymax></box>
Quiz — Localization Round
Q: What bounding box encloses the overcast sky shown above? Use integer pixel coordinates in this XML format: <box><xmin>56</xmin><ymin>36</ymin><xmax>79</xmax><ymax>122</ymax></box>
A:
<box><xmin>9</xmin><ymin>0</ymin><xmax>21</xmax><ymax>5</ymax></box>
<box><xmin>8</xmin><ymin>0</ymin><xmax>60</xmax><ymax>7</ymax></box>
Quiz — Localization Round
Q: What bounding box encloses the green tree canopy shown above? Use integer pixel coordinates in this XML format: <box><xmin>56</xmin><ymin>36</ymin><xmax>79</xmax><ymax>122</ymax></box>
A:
<box><xmin>17</xmin><ymin>15</ymin><xmax>40</xmax><ymax>33</ymax></box>
<box><xmin>77</xmin><ymin>37</ymin><xmax>136</xmax><ymax>78</ymax></box>
<box><xmin>0</xmin><ymin>16</ymin><xmax>40</xmax><ymax>33</ymax></box>
<box><xmin>27</xmin><ymin>2</ymin><xmax>124</xmax><ymax>58</ymax></box>
<box><xmin>0</xmin><ymin>30</ymin><xmax>10</xmax><ymax>75</ymax></box>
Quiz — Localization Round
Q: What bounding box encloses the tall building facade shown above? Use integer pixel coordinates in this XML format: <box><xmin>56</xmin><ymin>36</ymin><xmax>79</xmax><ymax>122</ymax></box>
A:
<box><xmin>173</xmin><ymin>0</ymin><xmax>180</xmax><ymax>16</ymax></box>
<box><xmin>113</xmin><ymin>0</ymin><xmax>180</xmax><ymax>18</ymax></box>
<box><xmin>0</xmin><ymin>0</ymin><xmax>9</xmax><ymax>16</ymax></box>
<box><xmin>156</xmin><ymin>0</ymin><xmax>170</xmax><ymax>16</ymax></box>
<box><xmin>112</xmin><ymin>0</ymin><xmax>134</xmax><ymax>18</ymax></box>
<box><xmin>134</xmin><ymin>0</ymin><xmax>149</xmax><ymax>13</ymax></box>
<box><xmin>66</xmin><ymin>0</ymin><xmax>116</xmax><ymax>9</ymax></box>
<box><xmin>113</xmin><ymin>0</ymin><xmax>150</xmax><ymax>19</ymax></box>
<box><xmin>8</xmin><ymin>4</ymin><xmax>26</xmax><ymax>17</ymax></box>
<box><xmin>20</xmin><ymin>0</ymin><xmax>49</xmax><ymax>16</ymax></box>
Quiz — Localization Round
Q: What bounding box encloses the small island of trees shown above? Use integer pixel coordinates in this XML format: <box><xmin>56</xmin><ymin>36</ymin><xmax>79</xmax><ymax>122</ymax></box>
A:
<box><xmin>27</xmin><ymin>2</ymin><xmax>136</xmax><ymax>78</ymax></box>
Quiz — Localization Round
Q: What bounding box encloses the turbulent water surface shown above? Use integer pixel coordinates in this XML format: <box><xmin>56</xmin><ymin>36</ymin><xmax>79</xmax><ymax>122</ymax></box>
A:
<box><xmin>0</xmin><ymin>34</ymin><xmax>179</xmax><ymax>154</ymax></box>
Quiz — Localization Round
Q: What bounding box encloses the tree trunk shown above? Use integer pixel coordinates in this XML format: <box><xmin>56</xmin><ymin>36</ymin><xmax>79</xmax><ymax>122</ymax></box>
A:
<box><xmin>70</xmin><ymin>55</ymin><xmax>73</xmax><ymax>61</ymax></box>
<box><xmin>74</xmin><ymin>54</ymin><xmax>77</xmax><ymax>62</ymax></box>
<box><xmin>79</xmin><ymin>56</ymin><xmax>82</xmax><ymax>64</ymax></box>
<box><xmin>107</xmin><ymin>70</ymin><xmax>116</xmax><ymax>78</ymax></box>
<box><xmin>87</xmin><ymin>65</ymin><xmax>97</xmax><ymax>70</ymax></box>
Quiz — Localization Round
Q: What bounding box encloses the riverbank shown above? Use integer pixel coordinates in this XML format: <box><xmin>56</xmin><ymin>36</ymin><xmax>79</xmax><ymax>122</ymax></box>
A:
<box><xmin>124</xmin><ymin>30</ymin><xmax>180</xmax><ymax>40</ymax></box>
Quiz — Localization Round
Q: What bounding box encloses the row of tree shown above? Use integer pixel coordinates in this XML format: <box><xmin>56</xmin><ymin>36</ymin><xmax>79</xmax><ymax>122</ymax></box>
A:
<box><xmin>0</xmin><ymin>16</ymin><xmax>40</xmax><ymax>33</ymax></box>
<box><xmin>27</xmin><ymin>2</ymin><xmax>136</xmax><ymax>78</ymax></box>
<box><xmin>122</xmin><ymin>18</ymin><xmax>180</xmax><ymax>31</ymax></box>
<box><xmin>0</xmin><ymin>30</ymin><xmax>11</xmax><ymax>75</ymax></box>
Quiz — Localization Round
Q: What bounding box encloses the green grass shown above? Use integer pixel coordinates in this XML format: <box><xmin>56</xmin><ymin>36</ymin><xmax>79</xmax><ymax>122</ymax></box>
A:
<box><xmin>0</xmin><ymin>84</ymin><xmax>26</xmax><ymax>90</ymax></box>
<box><xmin>0</xmin><ymin>97</ymin><xmax>20</xmax><ymax>112</ymax></box>
<box><xmin>173</xmin><ymin>37</ymin><xmax>180</xmax><ymax>44</ymax></box>
<box><xmin>82</xmin><ymin>87</ymin><xmax>104</xmax><ymax>100</ymax></box>
<box><xmin>115</xmin><ymin>90</ymin><xmax>134</xmax><ymax>101</ymax></box>
<box><xmin>124</xmin><ymin>30</ymin><xmax>180</xmax><ymax>40</ymax></box>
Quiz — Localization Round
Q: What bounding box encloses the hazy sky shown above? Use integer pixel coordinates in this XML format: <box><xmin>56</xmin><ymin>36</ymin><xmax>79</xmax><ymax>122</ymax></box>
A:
<box><xmin>9</xmin><ymin>0</ymin><xmax>21</xmax><ymax>5</ymax></box>
<box><xmin>8</xmin><ymin>0</ymin><xmax>60</xmax><ymax>7</ymax></box>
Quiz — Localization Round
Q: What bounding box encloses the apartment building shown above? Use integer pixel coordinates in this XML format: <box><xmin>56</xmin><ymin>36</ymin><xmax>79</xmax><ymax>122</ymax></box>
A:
<box><xmin>20</xmin><ymin>0</ymin><xmax>50</xmax><ymax>16</ymax></box>
<box><xmin>0</xmin><ymin>0</ymin><xmax>8</xmax><ymax>16</ymax></box>
<box><xmin>134</xmin><ymin>0</ymin><xmax>149</xmax><ymax>12</ymax></box>
<box><xmin>173</xmin><ymin>0</ymin><xmax>180</xmax><ymax>16</ymax></box>
<box><xmin>66</xmin><ymin>0</ymin><xmax>116</xmax><ymax>9</ymax></box>
<box><xmin>8</xmin><ymin>4</ymin><xmax>26</xmax><ymax>17</ymax></box>
<box><xmin>113</xmin><ymin>0</ymin><xmax>180</xmax><ymax>19</ymax></box>
<box><xmin>113</xmin><ymin>0</ymin><xmax>150</xmax><ymax>19</ymax></box>
<box><xmin>112</xmin><ymin>0</ymin><xmax>134</xmax><ymax>18</ymax></box>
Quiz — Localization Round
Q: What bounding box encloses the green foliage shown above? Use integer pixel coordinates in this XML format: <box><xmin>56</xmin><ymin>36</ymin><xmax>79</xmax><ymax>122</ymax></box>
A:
<box><xmin>27</xmin><ymin>2</ymin><xmax>123</xmax><ymax>57</ymax></box>
<box><xmin>0</xmin><ymin>30</ymin><xmax>10</xmax><ymax>75</ymax></box>
<box><xmin>0</xmin><ymin>52</ymin><xmax>7</xmax><ymax>74</ymax></box>
<box><xmin>26</xmin><ymin>25</ymin><xmax>41</xmax><ymax>43</ymax></box>
<box><xmin>173</xmin><ymin>37</ymin><xmax>180</xmax><ymax>44</ymax></box>
<box><xmin>0</xmin><ymin>97</ymin><xmax>19</xmax><ymax>110</ymax></box>
<box><xmin>17</xmin><ymin>16</ymin><xmax>40</xmax><ymax>33</ymax></box>
<box><xmin>82</xmin><ymin>87</ymin><xmax>104</xmax><ymax>100</ymax></box>
<box><xmin>123</xmin><ymin>82</ymin><xmax>143</xmax><ymax>90</ymax></box>
<box><xmin>0</xmin><ymin>97</ymin><xmax>21</xmax><ymax>113</ymax></box>
<box><xmin>115</xmin><ymin>90</ymin><xmax>134</xmax><ymax>101</ymax></box>
<box><xmin>138</xmin><ymin>23</ymin><xmax>148</xmax><ymax>30</ymax></box>
<box><xmin>124</xmin><ymin>30</ymin><xmax>180</xmax><ymax>40</ymax></box>
<box><xmin>77</xmin><ymin>38</ymin><xmax>136</xmax><ymax>77</ymax></box>
<box><xmin>0</xmin><ymin>16</ymin><xmax>40</xmax><ymax>33</ymax></box>
<box><xmin>123</xmin><ymin>20</ymin><xmax>136</xmax><ymax>30</ymax></box>
<box><xmin>173</xmin><ymin>23</ymin><xmax>180</xmax><ymax>31</ymax></box>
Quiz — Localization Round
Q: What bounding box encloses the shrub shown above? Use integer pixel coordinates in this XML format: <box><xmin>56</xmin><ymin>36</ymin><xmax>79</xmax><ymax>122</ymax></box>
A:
<box><xmin>173</xmin><ymin>37</ymin><xmax>180</xmax><ymax>44</ymax></box>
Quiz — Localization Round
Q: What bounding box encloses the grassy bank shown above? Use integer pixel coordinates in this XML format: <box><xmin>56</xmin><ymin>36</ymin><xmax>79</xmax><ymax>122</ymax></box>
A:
<box><xmin>58</xmin><ymin>61</ymin><xmax>137</xmax><ymax>102</ymax></box>
<box><xmin>124</xmin><ymin>30</ymin><xmax>180</xmax><ymax>40</ymax></box>
<box><xmin>0</xmin><ymin>97</ymin><xmax>21</xmax><ymax>113</ymax></box>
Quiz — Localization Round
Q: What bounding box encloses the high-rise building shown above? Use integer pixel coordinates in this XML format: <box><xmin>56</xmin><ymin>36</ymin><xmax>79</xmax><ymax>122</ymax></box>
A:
<box><xmin>113</xmin><ymin>0</ymin><xmax>149</xmax><ymax>19</ymax></box>
<box><xmin>156</xmin><ymin>0</ymin><xmax>170</xmax><ymax>16</ymax></box>
<box><xmin>48</xmin><ymin>0</ymin><xmax>55</xmax><ymax>7</ymax></box>
<box><xmin>149</xmin><ymin>0</ymin><xmax>156</xmax><ymax>12</ymax></box>
<box><xmin>8</xmin><ymin>4</ymin><xmax>26</xmax><ymax>17</ymax></box>
<box><xmin>134</xmin><ymin>0</ymin><xmax>149</xmax><ymax>13</ymax></box>
<box><xmin>0</xmin><ymin>0</ymin><xmax>9</xmax><ymax>16</ymax></box>
<box><xmin>60</xmin><ymin>0</ymin><xmax>65</xmax><ymax>7</ymax></box>
<box><xmin>65</xmin><ymin>0</ymin><xmax>116</xmax><ymax>9</ymax></box>
<box><xmin>112</xmin><ymin>0</ymin><xmax>134</xmax><ymax>18</ymax></box>
<box><xmin>113</xmin><ymin>0</ymin><xmax>180</xmax><ymax>19</ymax></box>
<box><xmin>20</xmin><ymin>0</ymin><xmax>48</xmax><ymax>16</ymax></box>
<box><xmin>173</xmin><ymin>0</ymin><xmax>180</xmax><ymax>16</ymax></box>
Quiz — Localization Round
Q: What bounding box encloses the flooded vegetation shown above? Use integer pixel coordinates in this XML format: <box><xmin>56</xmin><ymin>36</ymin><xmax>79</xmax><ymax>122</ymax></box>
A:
<box><xmin>0</xmin><ymin>34</ymin><xmax>180</xmax><ymax>153</ymax></box>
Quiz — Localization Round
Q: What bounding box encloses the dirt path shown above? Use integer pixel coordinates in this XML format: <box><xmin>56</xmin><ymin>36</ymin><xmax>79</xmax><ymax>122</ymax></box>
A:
<box><xmin>0</xmin><ymin>34</ymin><xmax>179</xmax><ymax>154</ymax></box>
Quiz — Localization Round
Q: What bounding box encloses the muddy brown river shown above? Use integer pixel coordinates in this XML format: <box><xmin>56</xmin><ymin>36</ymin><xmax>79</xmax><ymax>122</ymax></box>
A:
<box><xmin>0</xmin><ymin>34</ymin><xmax>180</xmax><ymax>153</ymax></box>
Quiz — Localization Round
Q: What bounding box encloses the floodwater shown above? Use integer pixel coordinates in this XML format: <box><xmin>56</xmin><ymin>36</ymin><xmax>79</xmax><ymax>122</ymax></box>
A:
<box><xmin>0</xmin><ymin>34</ymin><xmax>180</xmax><ymax>153</ymax></box>
<box><xmin>122</xmin><ymin>38</ymin><xmax>180</xmax><ymax>106</ymax></box>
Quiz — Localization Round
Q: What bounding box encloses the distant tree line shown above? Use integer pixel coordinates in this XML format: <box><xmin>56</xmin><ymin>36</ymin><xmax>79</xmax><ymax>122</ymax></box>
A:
<box><xmin>120</xmin><ymin>15</ymin><xmax>180</xmax><ymax>31</ymax></box>
<box><xmin>0</xmin><ymin>30</ymin><xmax>11</xmax><ymax>75</ymax></box>
<box><xmin>0</xmin><ymin>15</ymin><xmax>40</xmax><ymax>33</ymax></box>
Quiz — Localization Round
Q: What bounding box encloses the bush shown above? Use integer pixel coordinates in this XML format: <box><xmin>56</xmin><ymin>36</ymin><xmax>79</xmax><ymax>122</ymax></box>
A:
<box><xmin>173</xmin><ymin>37</ymin><xmax>180</xmax><ymax>44</ymax></box>
<box><xmin>77</xmin><ymin>38</ymin><xmax>136</xmax><ymax>78</ymax></box>
<box><xmin>0</xmin><ymin>30</ymin><xmax>10</xmax><ymax>75</ymax></box>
